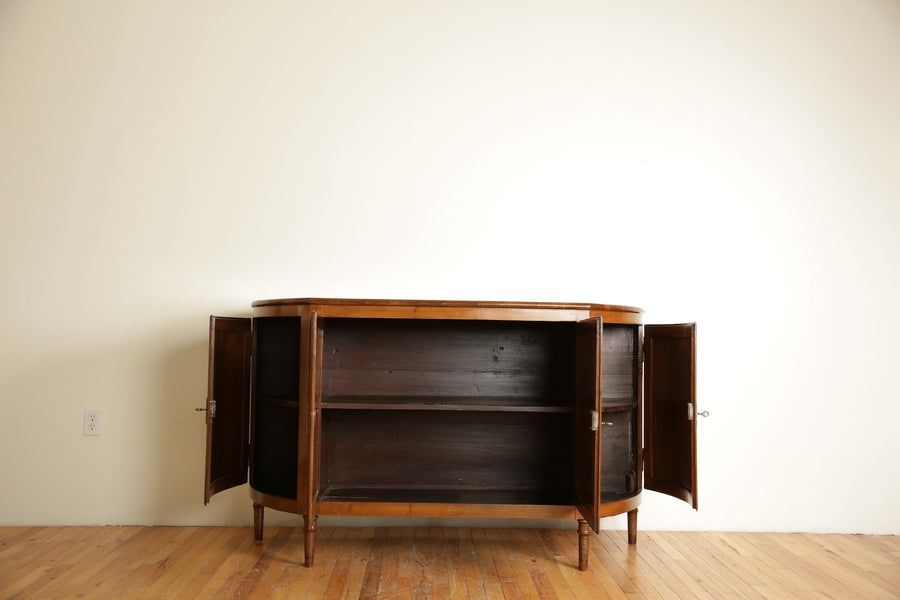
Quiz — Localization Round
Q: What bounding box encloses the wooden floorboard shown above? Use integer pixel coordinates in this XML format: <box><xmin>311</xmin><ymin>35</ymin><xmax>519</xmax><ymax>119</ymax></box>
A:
<box><xmin>0</xmin><ymin>527</ymin><xmax>896</xmax><ymax>600</ymax></box>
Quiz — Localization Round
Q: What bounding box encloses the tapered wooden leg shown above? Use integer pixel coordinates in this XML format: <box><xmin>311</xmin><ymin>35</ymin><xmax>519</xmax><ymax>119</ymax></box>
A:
<box><xmin>627</xmin><ymin>508</ymin><xmax>638</xmax><ymax>545</ymax></box>
<box><xmin>303</xmin><ymin>515</ymin><xmax>318</xmax><ymax>568</ymax></box>
<box><xmin>253</xmin><ymin>504</ymin><xmax>264</xmax><ymax>541</ymax></box>
<box><xmin>577</xmin><ymin>519</ymin><xmax>591</xmax><ymax>571</ymax></box>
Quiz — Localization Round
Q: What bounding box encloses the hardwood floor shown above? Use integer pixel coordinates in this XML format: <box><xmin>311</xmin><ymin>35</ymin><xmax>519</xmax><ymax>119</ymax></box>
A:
<box><xmin>0</xmin><ymin>526</ymin><xmax>897</xmax><ymax>599</ymax></box>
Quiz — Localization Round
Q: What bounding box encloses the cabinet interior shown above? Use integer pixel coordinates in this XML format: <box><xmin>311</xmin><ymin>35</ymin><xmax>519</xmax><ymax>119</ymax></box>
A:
<box><xmin>250</xmin><ymin>317</ymin><xmax>300</xmax><ymax>500</ymax></box>
<box><xmin>316</xmin><ymin>318</ymin><xmax>639</xmax><ymax>506</ymax></box>
<box><xmin>600</xmin><ymin>324</ymin><xmax>640</xmax><ymax>502</ymax></box>
<box><xmin>246</xmin><ymin>316</ymin><xmax>640</xmax><ymax>506</ymax></box>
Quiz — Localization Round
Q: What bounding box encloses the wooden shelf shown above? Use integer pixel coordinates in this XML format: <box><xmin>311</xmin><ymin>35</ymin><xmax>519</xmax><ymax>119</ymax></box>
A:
<box><xmin>321</xmin><ymin>395</ymin><xmax>573</xmax><ymax>413</ymax></box>
<box><xmin>318</xmin><ymin>485</ymin><xmax>574</xmax><ymax>506</ymax></box>
<box><xmin>602</xmin><ymin>397</ymin><xmax>637</xmax><ymax>412</ymax></box>
<box><xmin>600</xmin><ymin>489</ymin><xmax>642</xmax><ymax>505</ymax></box>
<box><xmin>256</xmin><ymin>396</ymin><xmax>299</xmax><ymax>409</ymax></box>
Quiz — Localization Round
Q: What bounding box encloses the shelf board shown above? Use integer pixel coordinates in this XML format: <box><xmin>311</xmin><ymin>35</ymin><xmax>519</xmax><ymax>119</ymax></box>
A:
<box><xmin>318</xmin><ymin>485</ymin><xmax>574</xmax><ymax>506</ymax></box>
<box><xmin>266</xmin><ymin>394</ymin><xmax>633</xmax><ymax>413</ymax></box>
<box><xmin>322</xmin><ymin>395</ymin><xmax>573</xmax><ymax>414</ymax></box>
<box><xmin>600</xmin><ymin>489</ymin><xmax>642</xmax><ymax>504</ymax></box>
<box><xmin>602</xmin><ymin>397</ymin><xmax>637</xmax><ymax>412</ymax></box>
<box><xmin>256</xmin><ymin>396</ymin><xmax>299</xmax><ymax>409</ymax></box>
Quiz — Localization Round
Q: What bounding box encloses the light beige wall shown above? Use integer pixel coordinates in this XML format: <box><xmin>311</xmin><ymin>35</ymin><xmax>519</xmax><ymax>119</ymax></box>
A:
<box><xmin>1</xmin><ymin>0</ymin><xmax>898</xmax><ymax>533</ymax></box>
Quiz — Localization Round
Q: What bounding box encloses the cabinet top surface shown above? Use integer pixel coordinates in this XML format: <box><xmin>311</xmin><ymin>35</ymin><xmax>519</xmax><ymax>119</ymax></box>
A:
<box><xmin>251</xmin><ymin>297</ymin><xmax>643</xmax><ymax>314</ymax></box>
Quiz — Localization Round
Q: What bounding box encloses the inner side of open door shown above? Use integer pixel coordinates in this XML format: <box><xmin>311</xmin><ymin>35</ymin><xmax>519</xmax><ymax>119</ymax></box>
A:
<box><xmin>643</xmin><ymin>323</ymin><xmax>697</xmax><ymax>509</ymax></box>
<box><xmin>205</xmin><ymin>316</ymin><xmax>252</xmax><ymax>504</ymax></box>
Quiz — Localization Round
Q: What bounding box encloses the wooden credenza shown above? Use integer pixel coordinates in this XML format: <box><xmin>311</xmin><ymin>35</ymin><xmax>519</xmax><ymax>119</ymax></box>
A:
<box><xmin>203</xmin><ymin>298</ymin><xmax>698</xmax><ymax>570</ymax></box>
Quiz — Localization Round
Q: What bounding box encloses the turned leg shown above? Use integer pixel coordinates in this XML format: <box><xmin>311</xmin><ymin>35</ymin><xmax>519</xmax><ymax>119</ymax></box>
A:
<box><xmin>253</xmin><ymin>504</ymin><xmax>264</xmax><ymax>541</ymax></box>
<box><xmin>303</xmin><ymin>515</ymin><xmax>318</xmax><ymax>568</ymax></box>
<box><xmin>577</xmin><ymin>519</ymin><xmax>591</xmax><ymax>571</ymax></box>
<box><xmin>627</xmin><ymin>508</ymin><xmax>638</xmax><ymax>545</ymax></box>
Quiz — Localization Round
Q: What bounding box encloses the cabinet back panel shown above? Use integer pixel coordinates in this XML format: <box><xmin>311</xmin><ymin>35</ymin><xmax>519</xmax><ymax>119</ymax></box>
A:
<box><xmin>251</xmin><ymin>401</ymin><xmax>299</xmax><ymax>499</ymax></box>
<box><xmin>600</xmin><ymin>408</ymin><xmax>638</xmax><ymax>497</ymax></box>
<box><xmin>322</xmin><ymin>319</ymin><xmax>575</xmax><ymax>401</ymax></box>
<box><xmin>255</xmin><ymin>317</ymin><xmax>301</xmax><ymax>399</ymax></box>
<box><xmin>602</xmin><ymin>324</ymin><xmax>637</xmax><ymax>400</ymax></box>
<box><xmin>321</xmin><ymin>410</ymin><xmax>574</xmax><ymax>502</ymax></box>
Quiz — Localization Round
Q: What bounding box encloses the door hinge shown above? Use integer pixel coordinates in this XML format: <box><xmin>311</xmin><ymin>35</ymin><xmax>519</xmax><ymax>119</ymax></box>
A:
<box><xmin>195</xmin><ymin>398</ymin><xmax>217</xmax><ymax>422</ymax></box>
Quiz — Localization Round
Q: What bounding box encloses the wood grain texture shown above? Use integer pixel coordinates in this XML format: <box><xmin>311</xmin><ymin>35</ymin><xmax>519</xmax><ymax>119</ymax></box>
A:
<box><xmin>2</xmin><ymin>527</ymin><xmax>896</xmax><ymax>599</ymax></box>
<box><xmin>249</xmin><ymin>298</ymin><xmax>645</xmax><ymax>325</ymax></box>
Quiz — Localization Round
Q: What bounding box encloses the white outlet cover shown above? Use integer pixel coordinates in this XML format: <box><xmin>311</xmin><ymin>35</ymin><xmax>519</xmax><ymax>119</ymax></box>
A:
<box><xmin>84</xmin><ymin>409</ymin><xmax>102</xmax><ymax>436</ymax></box>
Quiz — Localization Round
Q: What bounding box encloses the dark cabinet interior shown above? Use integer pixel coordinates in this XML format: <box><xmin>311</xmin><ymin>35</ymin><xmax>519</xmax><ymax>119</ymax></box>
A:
<box><xmin>319</xmin><ymin>318</ymin><xmax>577</xmax><ymax>506</ymax></box>
<box><xmin>250</xmin><ymin>317</ymin><xmax>300</xmax><ymax>500</ymax></box>
<box><xmin>204</xmin><ymin>299</ymin><xmax>697</xmax><ymax>571</ymax></box>
<box><xmin>600</xmin><ymin>324</ymin><xmax>640</xmax><ymax>504</ymax></box>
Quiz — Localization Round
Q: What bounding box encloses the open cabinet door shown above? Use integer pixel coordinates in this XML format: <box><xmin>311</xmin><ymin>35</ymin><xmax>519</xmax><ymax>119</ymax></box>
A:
<box><xmin>643</xmin><ymin>323</ymin><xmax>698</xmax><ymax>509</ymax></box>
<box><xmin>574</xmin><ymin>317</ymin><xmax>602</xmax><ymax>531</ymax></box>
<box><xmin>205</xmin><ymin>316</ymin><xmax>252</xmax><ymax>504</ymax></box>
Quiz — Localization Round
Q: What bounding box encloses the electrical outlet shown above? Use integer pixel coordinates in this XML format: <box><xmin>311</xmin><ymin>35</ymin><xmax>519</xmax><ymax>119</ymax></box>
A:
<box><xmin>84</xmin><ymin>409</ymin><xmax>102</xmax><ymax>436</ymax></box>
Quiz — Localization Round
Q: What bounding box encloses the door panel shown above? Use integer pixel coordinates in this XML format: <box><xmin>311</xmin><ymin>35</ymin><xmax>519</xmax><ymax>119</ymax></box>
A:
<box><xmin>205</xmin><ymin>316</ymin><xmax>252</xmax><ymax>504</ymax></box>
<box><xmin>643</xmin><ymin>323</ymin><xmax>697</xmax><ymax>509</ymax></box>
<box><xmin>574</xmin><ymin>317</ymin><xmax>602</xmax><ymax>531</ymax></box>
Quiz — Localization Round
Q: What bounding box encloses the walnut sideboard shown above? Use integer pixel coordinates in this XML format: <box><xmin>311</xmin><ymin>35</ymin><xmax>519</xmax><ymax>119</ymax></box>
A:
<box><xmin>202</xmin><ymin>298</ymin><xmax>698</xmax><ymax>570</ymax></box>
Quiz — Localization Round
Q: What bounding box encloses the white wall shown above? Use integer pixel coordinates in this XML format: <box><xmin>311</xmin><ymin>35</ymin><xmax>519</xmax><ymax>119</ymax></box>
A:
<box><xmin>1</xmin><ymin>0</ymin><xmax>897</xmax><ymax>534</ymax></box>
